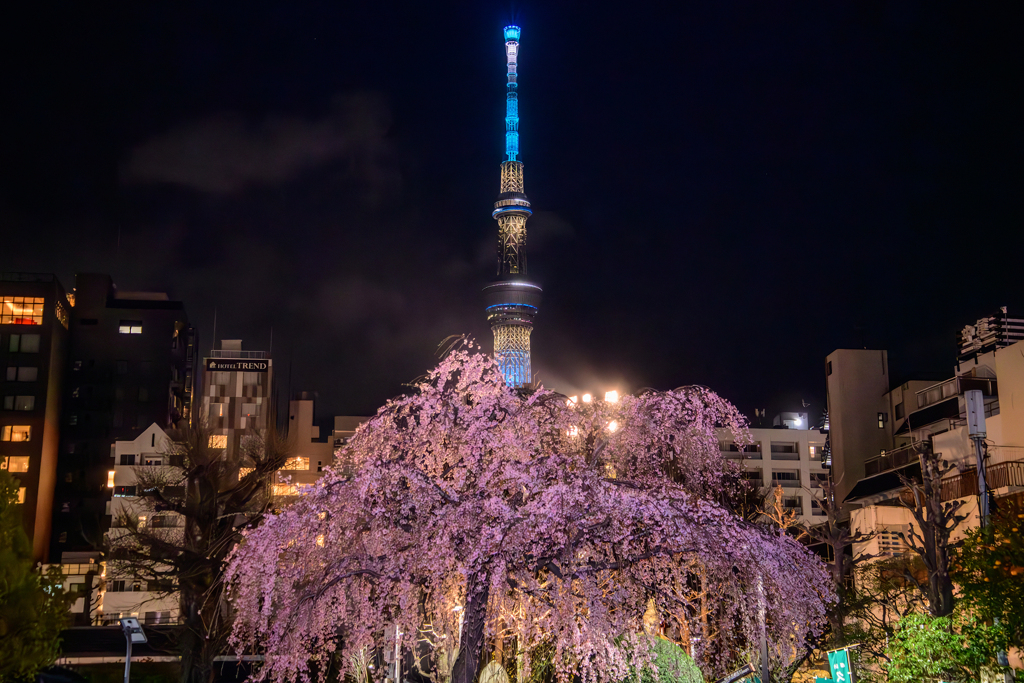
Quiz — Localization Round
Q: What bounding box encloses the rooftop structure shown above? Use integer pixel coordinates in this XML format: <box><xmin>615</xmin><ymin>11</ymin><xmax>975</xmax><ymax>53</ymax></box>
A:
<box><xmin>483</xmin><ymin>25</ymin><xmax>542</xmax><ymax>388</ymax></box>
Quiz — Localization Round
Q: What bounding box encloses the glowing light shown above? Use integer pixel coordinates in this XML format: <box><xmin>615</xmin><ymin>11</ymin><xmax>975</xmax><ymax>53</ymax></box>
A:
<box><xmin>504</xmin><ymin>25</ymin><xmax>521</xmax><ymax>42</ymax></box>
<box><xmin>567</xmin><ymin>426</ymin><xmax>579</xmax><ymax>437</ymax></box>
<box><xmin>566</xmin><ymin>396</ymin><xmax>578</xmax><ymax>406</ymax></box>
<box><xmin>608</xmin><ymin>420</ymin><xmax>619</xmax><ymax>433</ymax></box>
<box><xmin>452</xmin><ymin>605</ymin><xmax>464</xmax><ymax>612</ymax></box>
<box><xmin>582</xmin><ymin>394</ymin><xmax>592</xmax><ymax>403</ymax></box>
<box><xmin>316</xmin><ymin>535</ymin><xmax>325</xmax><ymax>547</ymax></box>
<box><xmin>794</xmin><ymin>418</ymin><xmax>802</xmax><ymax>426</ymax></box>
<box><xmin>107</xmin><ymin>471</ymin><xmax>115</xmax><ymax>488</ymax></box>
<box><xmin>605</xmin><ymin>390</ymin><xmax>619</xmax><ymax>403</ymax></box>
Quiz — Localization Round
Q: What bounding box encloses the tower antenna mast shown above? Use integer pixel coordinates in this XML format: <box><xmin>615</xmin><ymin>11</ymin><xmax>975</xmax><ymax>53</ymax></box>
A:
<box><xmin>483</xmin><ymin>25</ymin><xmax>542</xmax><ymax>388</ymax></box>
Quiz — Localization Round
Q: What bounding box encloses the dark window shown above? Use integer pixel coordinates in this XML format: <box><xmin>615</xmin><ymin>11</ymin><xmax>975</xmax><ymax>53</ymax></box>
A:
<box><xmin>138</xmin><ymin>387</ymin><xmax>149</xmax><ymax>402</ymax></box>
<box><xmin>2</xmin><ymin>397</ymin><xmax>11</xmax><ymax>410</ymax></box>
<box><xmin>827</xmin><ymin>361</ymin><xmax>833</xmax><ymax>376</ymax></box>
<box><xmin>19</xmin><ymin>335</ymin><xmax>40</xmax><ymax>353</ymax></box>
<box><xmin>14</xmin><ymin>396</ymin><xmax>34</xmax><ymax>411</ymax></box>
<box><xmin>116</xmin><ymin>361</ymin><xmax>129</xmax><ymax>375</ymax></box>
<box><xmin>894</xmin><ymin>401</ymin><xmax>905</xmax><ymax>420</ymax></box>
<box><xmin>113</xmin><ymin>485</ymin><xmax>137</xmax><ymax>497</ymax></box>
<box><xmin>79</xmin><ymin>318</ymin><xmax>98</xmax><ymax>325</ymax></box>
<box><xmin>119</xmin><ymin>454</ymin><xmax>135</xmax><ymax>466</ymax></box>
<box><xmin>73</xmin><ymin>360</ymin><xmax>83</xmax><ymax>371</ymax></box>
<box><xmin>69</xmin><ymin>414</ymin><xmax>78</xmax><ymax>426</ymax></box>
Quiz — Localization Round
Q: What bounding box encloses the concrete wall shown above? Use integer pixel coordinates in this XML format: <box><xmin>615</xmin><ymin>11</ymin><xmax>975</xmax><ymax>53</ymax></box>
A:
<box><xmin>995</xmin><ymin>338</ymin><xmax>1024</xmax><ymax>447</ymax></box>
<box><xmin>826</xmin><ymin>349</ymin><xmax>892</xmax><ymax>502</ymax></box>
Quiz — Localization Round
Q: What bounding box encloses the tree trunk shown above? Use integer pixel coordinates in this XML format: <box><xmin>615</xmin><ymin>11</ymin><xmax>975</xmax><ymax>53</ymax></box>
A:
<box><xmin>451</xmin><ymin>571</ymin><xmax>490</xmax><ymax>683</ymax></box>
<box><xmin>178</xmin><ymin>581</ymin><xmax>223</xmax><ymax>683</ymax></box>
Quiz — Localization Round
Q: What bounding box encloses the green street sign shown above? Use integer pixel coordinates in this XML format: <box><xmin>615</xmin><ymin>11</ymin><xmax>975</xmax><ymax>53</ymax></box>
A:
<box><xmin>827</xmin><ymin>649</ymin><xmax>852</xmax><ymax>683</ymax></box>
<box><xmin>815</xmin><ymin>678</ymin><xmax>835</xmax><ymax>683</ymax></box>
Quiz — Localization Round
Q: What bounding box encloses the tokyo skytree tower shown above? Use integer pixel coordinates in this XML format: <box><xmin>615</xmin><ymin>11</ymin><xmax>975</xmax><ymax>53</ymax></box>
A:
<box><xmin>483</xmin><ymin>25</ymin><xmax>542</xmax><ymax>388</ymax></box>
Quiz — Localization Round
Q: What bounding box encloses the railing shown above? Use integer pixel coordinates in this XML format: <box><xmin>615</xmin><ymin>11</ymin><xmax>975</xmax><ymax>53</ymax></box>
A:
<box><xmin>722</xmin><ymin>450</ymin><xmax>761</xmax><ymax>460</ymax></box>
<box><xmin>771</xmin><ymin>478</ymin><xmax>801</xmax><ymax>488</ymax></box>
<box><xmin>939</xmin><ymin>461</ymin><xmax>1024</xmax><ymax>502</ymax></box>
<box><xmin>865</xmin><ymin>442</ymin><xmax>924</xmax><ymax>477</ymax></box>
<box><xmin>210</xmin><ymin>349</ymin><xmax>266</xmax><ymax>359</ymax></box>
<box><xmin>916</xmin><ymin>375</ymin><xmax>997</xmax><ymax>410</ymax></box>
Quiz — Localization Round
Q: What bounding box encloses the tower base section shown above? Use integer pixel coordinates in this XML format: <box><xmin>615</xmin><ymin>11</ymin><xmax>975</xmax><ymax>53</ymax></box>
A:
<box><xmin>492</xmin><ymin>324</ymin><xmax>533</xmax><ymax>388</ymax></box>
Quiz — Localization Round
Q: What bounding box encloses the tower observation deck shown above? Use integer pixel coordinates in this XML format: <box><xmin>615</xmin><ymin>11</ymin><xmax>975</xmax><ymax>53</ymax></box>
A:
<box><xmin>484</xmin><ymin>24</ymin><xmax>541</xmax><ymax>388</ymax></box>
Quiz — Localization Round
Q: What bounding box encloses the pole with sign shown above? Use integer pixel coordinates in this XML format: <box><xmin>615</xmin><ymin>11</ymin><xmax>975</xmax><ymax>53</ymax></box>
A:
<box><xmin>826</xmin><ymin>646</ymin><xmax>854</xmax><ymax>683</ymax></box>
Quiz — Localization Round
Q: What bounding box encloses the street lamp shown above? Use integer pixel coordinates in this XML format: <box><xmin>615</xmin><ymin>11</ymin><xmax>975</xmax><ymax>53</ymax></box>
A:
<box><xmin>119</xmin><ymin>617</ymin><xmax>148</xmax><ymax>683</ymax></box>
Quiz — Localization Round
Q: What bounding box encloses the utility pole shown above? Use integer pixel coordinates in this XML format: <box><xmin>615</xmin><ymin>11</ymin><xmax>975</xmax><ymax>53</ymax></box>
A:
<box><xmin>119</xmin><ymin>618</ymin><xmax>147</xmax><ymax>683</ymax></box>
<box><xmin>965</xmin><ymin>389</ymin><xmax>1011</xmax><ymax>682</ymax></box>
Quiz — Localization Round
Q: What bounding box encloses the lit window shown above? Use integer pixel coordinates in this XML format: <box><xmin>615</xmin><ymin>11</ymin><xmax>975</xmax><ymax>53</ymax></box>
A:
<box><xmin>2</xmin><ymin>425</ymin><xmax>31</xmax><ymax>442</ymax></box>
<box><xmin>809</xmin><ymin>446</ymin><xmax>816</xmax><ymax>456</ymax></box>
<box><xmin>581</xmin><ymin>394</ymin><xmax>592</xmax><ymax>403</ymax></box>
<box><xmin>208</xmin><ymin>435</ymin><xmax>227</xmax><ymax>449</ymax></box>
<box><xmin>137</xmin><ymin>515</ymin><xmax>147</xmax><ymax>527</ymax></box>
<box><xmin>238</xmin><ymin>467</ymin><xmax>255</xmax><ymax>480</ymax></box>
<box><xmin>0</xmin><ymin>297</ymin><xmax>45</xmax><ymax>325</ymax></box>
<box><xmin>878</xmin><ymin>412</ymin><xmax>887</xmax><ymax>429</ymax></box>
<box><xmin>271</xmin><ymin>484</ymin><xmax>299</xmax><ymax>497</ymax></box>
<box><xmin>16</xmin><ymin>488</ymin><xmax>26</xmax><ymax>504</ymax></box>
<box><xmin>107</xmin><ymin>471</ymin><xmax>116</xmax><ymax>488</ymax></box>
<box><xmin>280</xmin><ymin>457</ymin><xmax>309</xmax><ymax>471</ymax></box>
<box><xmin>55</xmin><ymin>301</ymin><xmax>68</xmax><ymax>329</ymax></box>
<box><xmin>15</xmin><ymin>396</ymin><xmax>35</xmax><ymax>411</ymax></box>
<box><xmin>118</xmin><ymin>321</ymin><xmax>143</xmax><ymax>334</ymax></box>
<box><xmin>113</xmin><ymin>485</ymin><xmax>137</xmax><ymax>497</ymax></box>
<box><xmin>7</xmin><ymin>457</ymin><xmax>30</xmax><ymax>473</ymax></box>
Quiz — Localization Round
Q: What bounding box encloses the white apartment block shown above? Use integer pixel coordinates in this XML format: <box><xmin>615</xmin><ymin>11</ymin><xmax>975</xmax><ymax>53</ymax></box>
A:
<box><xmin>102</xmin><ymin>422</ymin><xmax>180</xmax><ymax>625</ymax></box>
<box><xmin>717</xmin><ymin>425</ymin><xmax>830</xmax><ymax>525</ymax></box>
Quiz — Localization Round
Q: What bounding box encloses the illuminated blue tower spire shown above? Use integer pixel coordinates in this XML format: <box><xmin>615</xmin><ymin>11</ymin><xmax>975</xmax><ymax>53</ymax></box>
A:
<box><xmin>483</xmin><ymin>25</ymin><xmax>542</xmax><ymax>388</ymax></box>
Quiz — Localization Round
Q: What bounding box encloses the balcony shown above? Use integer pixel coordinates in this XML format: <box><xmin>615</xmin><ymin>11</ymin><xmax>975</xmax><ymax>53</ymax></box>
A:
<box><xmin>916</xmin><ymin>375</ymin><xmax>997</xmax><ymax>411</ymax></box>
<box><xmin>938</xmin><ymin>460</ymin><xmax>1024</xmax><ymax>502</ymax></box>
<box><xmin>865</xmin><ymin>442</ymin><xmax>925</xmax><ymax>477</ymax></box>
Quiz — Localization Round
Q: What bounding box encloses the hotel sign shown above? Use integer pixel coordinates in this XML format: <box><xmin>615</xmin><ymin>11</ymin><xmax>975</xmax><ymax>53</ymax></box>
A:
<box><xmin>205</xmin><ymin>358</ymin><xmax>269</xmax><ymax>372</ymax></box>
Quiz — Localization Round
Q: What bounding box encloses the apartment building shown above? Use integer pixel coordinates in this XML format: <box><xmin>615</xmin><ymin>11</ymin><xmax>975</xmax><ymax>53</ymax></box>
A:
<box><xmin>832</xmin><ymin>309</ymin><xmax>1024</xmax><ymax>559</ymax></box>
<box><xmin>0</xmin><ymin>272</ymin><xmax>71</xmax><ymax>561</ymax></box>
<box><xmin>273</xmin><ymin>393</ymin><xmax>335</xmax><ymax>497</ymax></box>
<box><xmin>53</xmin><ymin>274</ymin><xmax>197</xmax><ymax>561</ymax></box>
<box><xmin>718</xmin><ymin>423</ymin><xmax>830</xmax><ymax>525</ymax></box>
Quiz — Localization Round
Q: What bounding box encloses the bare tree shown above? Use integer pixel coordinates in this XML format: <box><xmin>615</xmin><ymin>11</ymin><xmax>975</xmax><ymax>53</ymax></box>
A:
<box><xmin>106</xmin><ymin>423</ymin><xmax>289</xmax><ymax>683</ymax></box>
<box><xmin>804</xmin><ymin>479</ymin><xmax>875</xmax><ymax>646</ymax></box>
<box><xmin>896</xmin><ymin>441</ymin><xmax>967</xmax><ymax>617</ymax></box>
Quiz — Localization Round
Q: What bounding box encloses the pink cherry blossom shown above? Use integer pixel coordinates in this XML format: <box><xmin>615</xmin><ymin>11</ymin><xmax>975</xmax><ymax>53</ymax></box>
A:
<box><xmin>225</xmin><ymin>342</ymin><xmax>832</xmax><ymax>683</ymax></box>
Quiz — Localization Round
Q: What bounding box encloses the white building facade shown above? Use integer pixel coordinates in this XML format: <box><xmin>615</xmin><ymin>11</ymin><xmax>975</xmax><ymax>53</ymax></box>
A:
<box><xmin>717</xmin><ymin>425</ymin><xmax>830</xmax><ymax>525</ymax></box>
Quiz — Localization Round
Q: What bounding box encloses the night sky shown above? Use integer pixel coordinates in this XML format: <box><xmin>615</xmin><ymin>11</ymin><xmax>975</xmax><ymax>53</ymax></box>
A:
<box><xmin>4</xmin><ymin>2</ymin><xmax>1022</xmax><ymax>429</ymax></box>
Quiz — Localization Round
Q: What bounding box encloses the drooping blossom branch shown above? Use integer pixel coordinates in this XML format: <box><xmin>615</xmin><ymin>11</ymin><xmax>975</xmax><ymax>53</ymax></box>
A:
<box><xmin>225</xmin><ymin>341</ymin><xmax>832</xmax><ymax>683</ymax></box>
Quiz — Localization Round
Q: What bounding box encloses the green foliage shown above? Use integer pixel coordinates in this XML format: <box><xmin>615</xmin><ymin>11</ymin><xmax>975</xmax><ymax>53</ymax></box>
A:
<box><xmin>953</xmin><ymin>497</ymin><xmax>1024</xmax><ymax>647</ymax></box>
<box><xmin>0</xmin><ymin>471</ymin><xmax>69</xmax><ymax>682</ymax></box>
<box><xmin>615</xmin><ymin>638</ymin><xmax>704</xmax><ymax>683</ymax></box>
<box><xmin>884</xmin><ymin>609</ymin><xmax>1008</xmax><ymax>683</ymax></box>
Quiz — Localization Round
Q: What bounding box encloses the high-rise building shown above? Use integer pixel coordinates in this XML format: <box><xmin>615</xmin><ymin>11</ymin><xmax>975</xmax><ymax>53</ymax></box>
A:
<box><xmin>1</xmin><ymin>273</ymin><xmax>72</xmax><ymax>562</ymax></box>
<box><xmin>483</xmin><ymin>25</ymin><xmax>542</xmax><ymax>388</ymax></box>
<box><xmin>53</xmin><ymin>274</ymin><xmax>197</xmax><ymax>560</ymax></box>
<box><xmin>200</xmin><ymin>339</ymin><xmax>272</xmax><ymax>470</ymax></box>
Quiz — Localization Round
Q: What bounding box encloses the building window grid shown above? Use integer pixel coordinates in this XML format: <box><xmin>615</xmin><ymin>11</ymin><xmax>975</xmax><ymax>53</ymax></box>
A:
<box><xmin>0</xmin><ymin>297</ymin><xmax>45</xmax><ymax>325</ymax></box>
<box><xmin>118</xmin><ymin>321</ymin><xmax>143</xmax><ymax>334</ymax></box>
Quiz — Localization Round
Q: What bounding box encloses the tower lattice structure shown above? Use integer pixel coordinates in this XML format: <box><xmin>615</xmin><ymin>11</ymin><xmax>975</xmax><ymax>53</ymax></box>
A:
<box><xmin>483</xmin><ymin>25</ymin><xmax>542</xmax><ymax>388</ymax></box>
